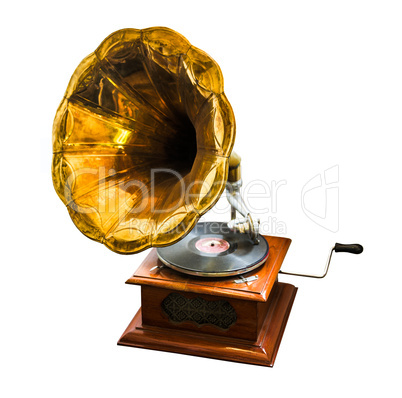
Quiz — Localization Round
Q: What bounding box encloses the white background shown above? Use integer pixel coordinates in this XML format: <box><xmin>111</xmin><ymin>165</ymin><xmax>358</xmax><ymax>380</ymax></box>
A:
<box><xmin>1</xmin><ymin>1</ymin><xmax>401</xmax><ymax>397</ymax></box>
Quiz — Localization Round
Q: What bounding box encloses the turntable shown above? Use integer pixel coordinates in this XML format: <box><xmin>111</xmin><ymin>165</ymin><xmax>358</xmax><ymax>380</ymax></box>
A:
<box><xmin>52</xmin><ymin>27</ymin><xmax>363</xmax><ymax>366</ymax></box>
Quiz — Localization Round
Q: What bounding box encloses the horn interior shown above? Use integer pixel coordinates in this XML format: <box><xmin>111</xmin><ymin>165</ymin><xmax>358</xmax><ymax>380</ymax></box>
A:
<box><xmin>52</xmin><ymin>27</ymin><xmax>235</xmax><ymax>253</ymax></box>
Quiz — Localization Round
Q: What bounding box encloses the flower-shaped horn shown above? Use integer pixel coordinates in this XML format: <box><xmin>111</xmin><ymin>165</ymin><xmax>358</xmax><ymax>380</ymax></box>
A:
<box><xmin>52</xmin><ymin>27</ymin><xmax>235</xmax><ymax>254</ymax></box>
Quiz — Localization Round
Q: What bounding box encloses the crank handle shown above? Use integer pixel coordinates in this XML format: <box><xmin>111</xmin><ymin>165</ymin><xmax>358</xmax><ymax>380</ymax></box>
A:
<box><xmin>279</xmin><ymin>242</ymin><xmax>364</xmax><ymax>279</ymax></box>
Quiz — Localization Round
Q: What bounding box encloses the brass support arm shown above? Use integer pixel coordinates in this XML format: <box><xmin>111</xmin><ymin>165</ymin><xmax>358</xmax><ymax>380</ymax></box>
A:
<box><xmin>226</xmin><ymin>152</ymin><xmax>260</xmax><ymax>244</ymax></box>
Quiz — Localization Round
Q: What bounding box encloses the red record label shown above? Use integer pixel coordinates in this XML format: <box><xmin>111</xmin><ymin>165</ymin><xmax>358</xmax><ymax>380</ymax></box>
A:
<box><xmin>195</xmin><ymin>238</ymin><xmax>230</xmax><ymax>254</ymax></box>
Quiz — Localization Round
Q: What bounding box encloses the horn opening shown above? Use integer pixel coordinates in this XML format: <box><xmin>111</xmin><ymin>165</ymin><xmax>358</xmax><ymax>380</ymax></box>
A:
<box><xmin>52</xmin><ymin>27</ymin><xmax>235</xmax><ymax>253</ymax></box>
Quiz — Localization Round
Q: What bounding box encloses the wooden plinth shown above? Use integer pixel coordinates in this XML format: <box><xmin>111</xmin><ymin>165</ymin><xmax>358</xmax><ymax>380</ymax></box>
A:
<box><xmin>118</xmin><ymin>236</ymin><xmax>297</xmax><ymax>367</ymax></box>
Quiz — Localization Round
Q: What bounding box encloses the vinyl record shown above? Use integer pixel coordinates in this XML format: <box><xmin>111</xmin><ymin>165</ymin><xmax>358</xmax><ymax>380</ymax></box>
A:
<box><xmin>157</xmin><ymin>222</ymin><xmax>269</xmax><ymax>277</ymax></box>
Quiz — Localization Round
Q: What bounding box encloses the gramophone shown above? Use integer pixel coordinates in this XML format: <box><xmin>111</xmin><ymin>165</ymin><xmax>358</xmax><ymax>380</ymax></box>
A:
<box><xmin>52</xmin><ymin>27</ymin><xmax>363</xmax><ymax>366</ymax></box>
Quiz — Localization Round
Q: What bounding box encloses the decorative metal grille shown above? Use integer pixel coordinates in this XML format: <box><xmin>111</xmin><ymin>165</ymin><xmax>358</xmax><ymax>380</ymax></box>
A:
<box><xmin>161</xmin><ymin>293</ymin><xmax>237</xmax><ymax>330</ymax></box>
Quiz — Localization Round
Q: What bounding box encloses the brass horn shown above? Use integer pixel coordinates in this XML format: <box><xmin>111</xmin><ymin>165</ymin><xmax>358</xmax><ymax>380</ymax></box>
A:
<box><xmin>52</xmin><ymin>27</ymin><xmax>235</xmax><ymax>254</ymax></box>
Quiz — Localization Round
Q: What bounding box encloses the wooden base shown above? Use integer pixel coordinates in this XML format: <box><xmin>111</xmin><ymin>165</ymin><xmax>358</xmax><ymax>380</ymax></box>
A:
<box><xmin>118</xmin><ymin>281</ymin><xmax>297</xmax><ymax>366</ymax></box>
<box><xmin>118</xmin><ymin>236</ymin><xmax>297</xmax><ymax>367</ymax></box>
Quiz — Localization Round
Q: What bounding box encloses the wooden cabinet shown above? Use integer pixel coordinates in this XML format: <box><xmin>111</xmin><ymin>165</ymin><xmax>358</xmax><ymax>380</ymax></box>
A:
<box><xmin>118</xmin><ymin>236</ymin><xmax>297</xmax><ymax>367</ymax></box>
